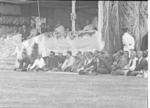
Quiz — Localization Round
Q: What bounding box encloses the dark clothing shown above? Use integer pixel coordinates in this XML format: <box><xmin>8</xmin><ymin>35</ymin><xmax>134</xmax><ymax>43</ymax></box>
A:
<box><xmin>18</xmin><ymin>56</ymin><xmax>31</xmax><ymax>71</ymax></box>
<box><xmin>141</xmin><ymin>33</ymin><xmax>148</xmax><ymax>51</ymax></box>
<box><xmin>46</xmin><ymin>55</ymin><xmax>66</xmax><ymax>71</ymax></box>
<box><xmin>84</xmin><ymin>59</ymin><xmax>97</xmax><ymax>72</ymax></box>
<box><xmin>80</xmin><ymin>58</ymin><xmax>97</xmax><ymax>74</ymax></box>
<box><xmin>135</xmin><ymin>58</ymin><xmax>148</xmax><ymax>71</ymax></box>
<box><xmin>112</xmin><ymin>55</ymin><xmax>129</xmax><ymax>70</ymax></box>
<box><xmin>96</xmin><ymin>56</ymin><xmax>112</xmax><ymax>74</ymax></box>
<box><xmin>57</xmin><ymin>55</ymin><xmax>66</xmax><ymax>66</ymax></box>
<box><xmin>47</xmin><ymin>56</ymin><xmax>59</xmax><ymax>70</ymax></box>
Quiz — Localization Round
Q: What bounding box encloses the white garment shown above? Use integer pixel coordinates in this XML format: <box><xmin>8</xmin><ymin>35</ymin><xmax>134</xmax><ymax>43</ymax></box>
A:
<box><xmin>61</xmin><ymin>56</ymin><xmax>75</xmax><ymax>70</ymax></box>
<box><xmin>122</xmin><ymin>32</ymin><xmax>135</xmax><ymax>51</ymax></box>
<box><xmin>122</xmin><ymin>32</ymin><xmax>135</xmax><ymax>57</ymax></box>
<box><xmin>128</xmin><ymin>57</ymin><xmax>138</xmax><ymax>71</ymax></box>
<box><xmin>30</xmin><ymin>58</ymin><xmax>45</xmax><ymax>69</ymax></box>
<box><xmin>55</xmin><ymin>25</ymin><xmax>66</xmax><ymax>36</ymax></box>
<box><xmin>83</xmin><ymin>24</ymin><xmax>94</xmax><ymax>31</ymax></box>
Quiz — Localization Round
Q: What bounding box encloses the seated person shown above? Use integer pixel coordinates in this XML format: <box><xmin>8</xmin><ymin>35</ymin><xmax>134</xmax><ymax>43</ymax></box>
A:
<box><xmin>76</xmin><ymin>52</ymin><xmax>87</xmax><ymax>72</ymax></box>
<box><xmin>112</xmin><ymin>50</ymin><xmax>123</xmax><ymax>67</ymax></box>
<box><xmin>61</xmin><ymin>51</ymin><xmax>75</xmax><ymax>72</ymax></box>
<box><xmin>124</xmin><ymin>51</ymin><xmax>138</xmax><ymax>75</ymax></box>
<box><xmin>45</xmin><ymin>51</ymin><xmax>58</xmax><ymax>71</ymax></box>
<box><xmin>111</xmin><ymin>51</ymin><xmax>129</xmax><ymax>75</ymax></box>
<box><xmin>127</xmin><ymin>51</ymin><xmax>148</xmax><ymax>77</ymax></box>
<box><xmin>143</xmin><ymin>50</ymin><xmax>148</xmax><ymax>61</ymax></box>
<box><xmin>30</xmin><ymin>56</ymin><xmax>46</xmax><ymax>71</ymax></box>
<box><xmin>78</xmin><ymin>52</ymin><xmax>97</xmax><ymax>75</ymax></box>
<box><xmin>71</xmin><ymin>51</ymin><xmax>83</xmax><ymax>72</ymax></box>
<box><xmin>15</xmin><ymin>48</ymin><xmax>31</xmax><ymax>71</ymax></box>
<box><xmin>96</xmin><ymin>51</ymin><xmax>112</xmax><ymax>74</ymax></box>
<box><xmin>56</xmin><ymin>53</ymin><xmax>66</xmax><ymax>70</ymax></box>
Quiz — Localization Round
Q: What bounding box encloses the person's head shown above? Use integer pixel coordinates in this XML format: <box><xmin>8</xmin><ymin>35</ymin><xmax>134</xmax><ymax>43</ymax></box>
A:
<box><xmin>136</xmin><ymin>51</ymin><xmax>143</xmax><ymax>58</ymax></box>
<box><xmin>130</xmin><ymin>50</ymin><xmax>136</xmax><ymax>59</ymax></box>
<box><xmin>49</xmin><ymin>51</ymin><xmax>55</xmax><ymax>56</ymax></box>
<box><xmin>66</xmin><ymin>50</ymin><xmax>72</xmax><ymax>57</ymax></box>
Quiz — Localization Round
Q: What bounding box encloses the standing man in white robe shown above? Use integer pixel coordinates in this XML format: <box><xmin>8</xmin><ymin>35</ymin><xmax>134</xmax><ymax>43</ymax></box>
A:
<box><xmin>122</xmin><ymin>32</ymin><xmax>135</xmax><ymax>57</ymax></box>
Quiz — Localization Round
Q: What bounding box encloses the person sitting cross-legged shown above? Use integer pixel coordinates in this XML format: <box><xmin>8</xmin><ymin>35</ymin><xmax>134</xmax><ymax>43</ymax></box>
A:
<box><xmin>71</xmin><ymin>51</ymin><xmax>83</xmax><ymax>72</ymax></box>
<box><xmin>29</xmin><ymin>56</ymin><xmax>46</xmax><ymax>72</ymax></box>
<box><xmin>111</xmin><ymin>50</ymin><xmax>123</xmax><ymax>68</ymax></box>
<box><xmin>44</xmin><ymin>51</ymin><xmax>55</xmax><ymax>71</ymax></box>
<box><xmin>56</xmin><ymin>53</ymin><xmax>66</xmax><ymax>71</ymax></box>
<box><xmin>15</xmin><ymin>48</ymin><xmax>31</xmax><ymax>72</ymax></box>
<box><xmin>127</xmin><ymin>51</ymin><xmax>148</xmax><ymax>77</ymax></box>
<box><xmin>78</xmin><ymin>52</ymin><xmax>97</xmax><ymax>75</ymax></box>
<box><xmin>96</xmin><ymin>51</ymin><xmax>112</xmax><ymax>74</ymax></box>
<box><xmin>122</xmin><ymin>50</ymin><xmax>138</xmax><ymax>75</ymax></box>
<box><xmin>61</xmin><ymin>51</ymin><xmax>75</xmax><ymax>72</ymax></box>
<box><xmin>111</xmin><ymin>51</ymin><xmax>129</xmax><ymax>75</ymax></box>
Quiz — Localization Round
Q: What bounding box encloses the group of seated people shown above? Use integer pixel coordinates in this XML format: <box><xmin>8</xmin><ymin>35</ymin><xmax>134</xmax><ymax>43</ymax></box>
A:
<box><xmin>16</xmin><ymin>48</ymin><xmax>148</xmax><ymax>78</ymax></box>
<box><xmin>111</xmin><ymin>50</ymin><xmax>148</xmax><ymax>77</ymax></box>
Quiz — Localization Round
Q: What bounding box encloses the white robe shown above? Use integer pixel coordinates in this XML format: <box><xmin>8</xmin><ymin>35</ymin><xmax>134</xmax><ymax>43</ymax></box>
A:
<box><xmin>122</xmin><ymin>32</ymin><xmax>135</xmax><ymax>56</ymax></box>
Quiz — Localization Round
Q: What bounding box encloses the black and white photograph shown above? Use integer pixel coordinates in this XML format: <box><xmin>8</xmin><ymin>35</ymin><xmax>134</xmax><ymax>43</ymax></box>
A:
<box><xmin>0</xmin><ymin>0</ymin><xmax>148</xmax><ymax>108</ymax></box>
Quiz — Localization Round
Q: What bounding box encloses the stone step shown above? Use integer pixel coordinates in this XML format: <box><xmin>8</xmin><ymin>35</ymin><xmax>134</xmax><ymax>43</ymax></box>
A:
<box><xmin>0</xmin><ymin>56</ymin><xmax>16</xmax><ymax>70</ymax></box>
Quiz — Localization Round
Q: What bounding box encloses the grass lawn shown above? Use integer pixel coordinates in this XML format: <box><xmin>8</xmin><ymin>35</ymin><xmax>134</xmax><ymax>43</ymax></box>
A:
<box><xmin>0</xmin><ymin>71</ymin><xmax>147</xmax><ymax>108</ymax></box>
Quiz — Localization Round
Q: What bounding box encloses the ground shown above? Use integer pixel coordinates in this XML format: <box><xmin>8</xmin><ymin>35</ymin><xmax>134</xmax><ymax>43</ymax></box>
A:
<box><xmin>0</xmin><ymin>71</ymin><xmax>147</xmax><ymax>108</ymax></box>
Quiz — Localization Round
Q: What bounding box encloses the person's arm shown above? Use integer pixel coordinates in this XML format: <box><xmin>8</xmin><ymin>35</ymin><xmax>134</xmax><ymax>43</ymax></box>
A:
<box><xmin>129</xmin><ymin>59</ymin><xmax>137</xmax><ymax>71</ymax></box>
<box><xmin>30</xmin><ymin>59</ymin><xmax>38</xmax><ymax>70</ymax></box>
<box><xmin>61</xmin><ymin>59</ymin><xmax>68</xmax><ymax>71</ymax></box>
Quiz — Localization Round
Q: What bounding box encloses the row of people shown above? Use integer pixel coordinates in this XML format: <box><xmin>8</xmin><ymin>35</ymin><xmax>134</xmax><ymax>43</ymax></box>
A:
<box><xmin>15</xmin><ymin>49</ymin><xmax>148</xmax><ymax>78</ymax></box>
<box><xmin>111</xmin><ymin>50</ymin><xmax>148</xmax><ymax>77</ymax></box>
